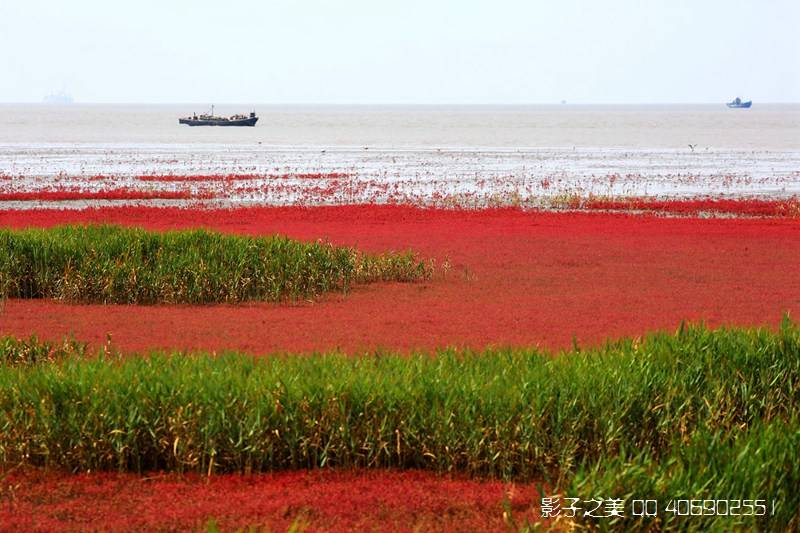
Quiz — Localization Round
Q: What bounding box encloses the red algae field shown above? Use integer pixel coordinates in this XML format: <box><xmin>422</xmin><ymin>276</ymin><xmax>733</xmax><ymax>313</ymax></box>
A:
<box><xmin>1</xmin><ymin>468</ymin><xmax>542</xmax><ymax>532</ymax></box>
<box><xmin>2</xmin><ymin>205</ymin><xmax>799</xmax><ymax>356</ymax></box>
<box><xmin>2</xmin><ymin>145</ymin><xmax>800</xmax><ymax>210</ymax></box>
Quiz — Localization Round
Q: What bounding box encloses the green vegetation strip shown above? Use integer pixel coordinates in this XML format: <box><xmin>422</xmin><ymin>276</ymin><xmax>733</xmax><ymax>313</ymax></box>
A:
<box><xmin>0</xmin><ymin>225</ymin><xmax>431</xmax><ymax>304</ymax></box>
<box><xmin>2</xmin><ymin>322</ymin><xmax>800</xmax><ymax>530</ymax></box>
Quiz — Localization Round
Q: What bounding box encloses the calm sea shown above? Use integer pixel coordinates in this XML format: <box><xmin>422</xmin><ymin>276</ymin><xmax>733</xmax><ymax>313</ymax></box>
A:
<box><xmin>1</xmin><ymin>104</ymin><xmax>798</xmax><ymax>149</ymax></box>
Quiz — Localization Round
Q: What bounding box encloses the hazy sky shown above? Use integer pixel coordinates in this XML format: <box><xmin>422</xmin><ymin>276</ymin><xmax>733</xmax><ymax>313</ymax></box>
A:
<box><xmin>2</xmin><ymin>0</ymin><xmax>798</xmax><ymax>104</ymax></box>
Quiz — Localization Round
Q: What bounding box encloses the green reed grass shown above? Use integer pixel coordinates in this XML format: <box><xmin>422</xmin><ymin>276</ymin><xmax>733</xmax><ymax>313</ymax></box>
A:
<box><xmin>564</xmin><ymin>420</ymin><xmax>800</xmax><ymax>531</ymax></box>
<box><xmin>0</xmin><ymin>225</ymin><xmax>431</xmax><ymax>304</ymax></box>
<box><xmin>1</xmin><ymin>321</ymin><xmax>798</xmax><ymax>530</ymax></box>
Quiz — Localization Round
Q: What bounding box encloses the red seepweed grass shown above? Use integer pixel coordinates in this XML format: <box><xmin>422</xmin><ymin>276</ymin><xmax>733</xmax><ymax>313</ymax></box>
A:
<box><xmin>0</xmin><ymin>467</ymin><xmax>544</xmax><ymax>532</ymax></box>
<box><xmin>578</xmin><ymin>196</ymin><xmax>800</xmax><ymax>217</ymax></box>
<box><xmin>0</xmin><ymin>188</ymin><xmax>211</xmax><ymax>202</ymax></box>
<box><xmin>1</xmin><ymin>205</ymin><xmax>799</xmax><ymax>356</ymax></box>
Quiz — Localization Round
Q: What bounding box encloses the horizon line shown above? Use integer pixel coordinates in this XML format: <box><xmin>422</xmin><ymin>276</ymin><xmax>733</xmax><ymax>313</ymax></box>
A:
<box><xmin>2</xmin><ymin>100</ymin><xmax>798</xmax><ymax>106</ymax></box>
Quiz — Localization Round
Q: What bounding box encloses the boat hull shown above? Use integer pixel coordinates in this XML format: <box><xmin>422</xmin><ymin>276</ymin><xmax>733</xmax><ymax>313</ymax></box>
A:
<box><xmin>179</xmin><ymin>117</ymin><xmax>258</xmax><ymax>126</ymax></box>
<box><xmin>726</xmin><ymin>101</ymin><xmax>752</xmax><ymax>108</ymax></box>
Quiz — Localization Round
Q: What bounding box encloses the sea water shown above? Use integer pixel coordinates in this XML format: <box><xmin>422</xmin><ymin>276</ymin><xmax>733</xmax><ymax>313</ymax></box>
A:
<box><xmin>1</xmin><ymin>104</ymin><xmax>798</xmax><ymax>207</ymax></box>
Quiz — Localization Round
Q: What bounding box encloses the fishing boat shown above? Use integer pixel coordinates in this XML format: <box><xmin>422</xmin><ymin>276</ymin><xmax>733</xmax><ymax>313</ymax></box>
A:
<box><xmin>726</xmin><ymin>97</ymin><xmax>752</xmax><ymax>109</ymax></box>
<box><xmin>179</xmin><ymin>106</ymin><xmax>258</xmax><ymax>126</ymax></box>
<box><xmin>43</xmin><ymin>89</ymin><xmax>74</xmax><ymax>104</ymax></box>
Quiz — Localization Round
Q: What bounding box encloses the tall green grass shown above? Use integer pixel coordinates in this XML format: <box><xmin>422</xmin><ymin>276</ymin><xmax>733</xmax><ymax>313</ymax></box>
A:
<box><xmin>0</xmin><ymin>225</ymin><xmax>431</xmax><ymax>304</ymax></box>
<box><xmin>1</xmin><ymin>321</ymin><xmax>798</xmax><ymax>529</ymax></box>
<box><xmin>565</xmin><ymin>420</ymin><xmax>800</xmax><ymax>531</ymax></box>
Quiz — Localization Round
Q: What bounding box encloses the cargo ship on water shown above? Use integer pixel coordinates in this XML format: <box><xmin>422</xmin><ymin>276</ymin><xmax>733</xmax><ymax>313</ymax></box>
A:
<box><xmin>179</xmin><ymin>106</ymin><xmax>258</xmax><ymax>126</ymax></box>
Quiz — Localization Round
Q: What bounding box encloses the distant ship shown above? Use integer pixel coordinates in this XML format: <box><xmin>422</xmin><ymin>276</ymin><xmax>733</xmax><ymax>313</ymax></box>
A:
<box><xmin>43</xmin><ymin>89</ymin><xmax>73</xmax><ymax>104</ymax></box>
<box><xmin>179</xmin><ymin>106</ymin><xmax>258</xmax><ymax>126</ymax></box>
<box><xmin>726</xmin><ymin>97</ymin><xmax>752</xmax><ymax>109</ymax></box>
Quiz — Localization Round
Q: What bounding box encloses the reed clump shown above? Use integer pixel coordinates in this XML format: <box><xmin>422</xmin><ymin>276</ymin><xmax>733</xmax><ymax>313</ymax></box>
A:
<box><xmin>0</xmin><ymin>225</ymin><xmax>432</xmax><ymax>304</ymax></box>
<box><xmin>1</xmin><ymin>321</ymin><xmax>799</xmax><ymax>527</ymax></box>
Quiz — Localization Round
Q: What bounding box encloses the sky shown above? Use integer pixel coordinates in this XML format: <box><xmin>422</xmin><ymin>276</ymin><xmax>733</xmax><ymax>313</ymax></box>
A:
<box><xmin>1</xmin><ymin>0</ymin><xmax>798</xmax><ymax>104</ymax></box>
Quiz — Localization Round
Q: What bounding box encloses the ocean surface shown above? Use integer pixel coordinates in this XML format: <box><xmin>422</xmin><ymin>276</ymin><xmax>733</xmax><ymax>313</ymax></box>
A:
<box><xmin>1</xmin><ymin>104</ymin><xmax>798</xmax><ymax>208</ymax></box>
<box><xmin>1</xmin><ymin>103</ymin><xmax>798</xmax><ymax>148</ymax></box>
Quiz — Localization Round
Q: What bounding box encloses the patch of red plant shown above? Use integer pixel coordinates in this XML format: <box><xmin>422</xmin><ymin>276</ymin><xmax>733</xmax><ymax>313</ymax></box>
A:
<box><xmin>1</xmin><ymin>205</ymin><xmax>799</xmax><ymax>356</ymax></box>
<box><xmin>0</xmin><ymin>188</ymin><xmax>210</xmax><ymax>202</ymax></box>
<box><xmin>137</xmin><ymin>172</ymin><xmax>353</xmax><ymax>182</ymax></box>
<box><xmin>0</xmin><ymin>467</ymin><xmax>543</xmax><ymax>532</ymax></box>
<box><xmin>580</xmin><ymin>197</ymin><xmax>800</xmax><ymax>217</ymax></box>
